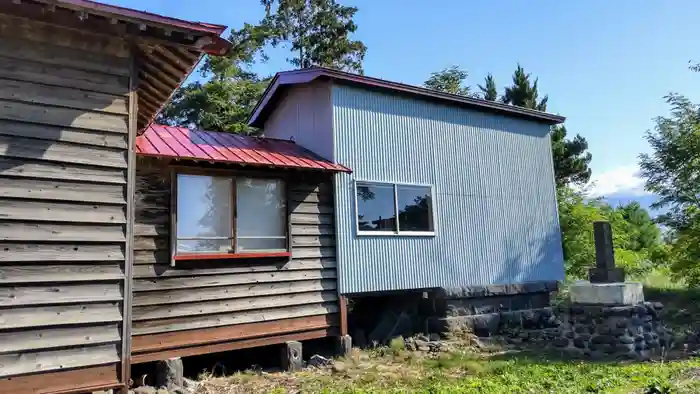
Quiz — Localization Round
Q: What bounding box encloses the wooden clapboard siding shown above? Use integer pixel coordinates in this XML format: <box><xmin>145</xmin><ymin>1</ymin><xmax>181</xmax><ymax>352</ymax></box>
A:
<box><xmin>0</xmin><ymin>18</ymin><xmax>131</xmax><ymax>383</ymax></box>
<box><xmin>131</xmin><ymin>157</ymin><xmax>340</xmax><ymax>359</ymax></box>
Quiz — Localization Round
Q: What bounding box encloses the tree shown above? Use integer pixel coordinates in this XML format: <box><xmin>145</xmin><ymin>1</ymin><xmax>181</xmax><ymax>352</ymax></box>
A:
<box><xmin>478</xmin><ymin>73</ymin><xmax>498</xmax><ymax>101</ymax></box>
<box><xmin>501</xmin><ymin>64</ymin><xmax>592</xmax><ymax>187</ymax></box>
<box><xmin>261</xmin><ymin>0</ymin><xmax>366</xmax><ymax>73</ymax></box>
<box><xmin>502</xmin><ymin>64</ymin><xmax>548</xmax><ymax>111</ymax></box>
<box><xmin>158</xmin><ymin>24</ymin><xmax>271</xmax><ymax>134</ymax></box>
<box><xmin>639</xmin><ymin>92</ymin><xmax>700</xmax><ymax>285</ymax></box>
<box><xmin>424</xmin><ymin>66</ymin><xmax>471</xmax><ymax>96</ymax></box>
<box><xmin>550</xmin><ymin>125</ymin><xmax>592</xmax><ymax>187</ymax></box>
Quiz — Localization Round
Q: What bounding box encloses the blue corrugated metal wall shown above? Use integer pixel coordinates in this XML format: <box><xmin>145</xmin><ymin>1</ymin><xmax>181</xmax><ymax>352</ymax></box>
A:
<box><xmin>332</xmin><ymin>84</ymin><xmax>565</xmax><ymax>295</ymax></box>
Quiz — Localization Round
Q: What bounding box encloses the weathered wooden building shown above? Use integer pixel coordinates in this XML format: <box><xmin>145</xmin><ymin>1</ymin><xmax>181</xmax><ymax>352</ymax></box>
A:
<box><xmin>0</xmin><ymin>1</ymin><xmax>232</xmax><ymax>393</ymax></box>
<box><xmin>130</xmin><ymin>125</ymin><xmax>349</xmax><ymax>363</ymax></box>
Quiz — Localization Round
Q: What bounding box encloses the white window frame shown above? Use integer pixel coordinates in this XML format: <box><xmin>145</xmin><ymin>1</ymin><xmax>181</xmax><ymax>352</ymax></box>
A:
<box><xmin>353</xmin><ymin>180</ymin><xmax>437</xmax><ymax>237</ymax></box>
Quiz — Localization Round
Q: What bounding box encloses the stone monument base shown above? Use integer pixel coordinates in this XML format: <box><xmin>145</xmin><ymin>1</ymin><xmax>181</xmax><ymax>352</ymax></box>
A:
<box><xmin>569</xmin><ymin>282</ymin><xmax>644</xmax><ymax>306</ymax></box>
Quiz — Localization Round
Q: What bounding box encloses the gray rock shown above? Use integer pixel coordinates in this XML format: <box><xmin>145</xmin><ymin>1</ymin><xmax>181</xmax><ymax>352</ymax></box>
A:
<box><xmin>553</xmin><ymin>338</ymin><xmax>570</xmax><ymax>348</ymax></box>
<box><xmin>615</xmin><ymin>343</ymin><xmax>635</xmax><ymax>353</ymax></box>
<box><xmin>619</xmin><ymin>336</ymin><xmax>635</xmax><ymax>344</ymax></box>
<box><xmin>591</xmin><ymin>335</ymin><xmax>614</xmax><ymax>345</ymax></box>
<box><xmin>418</xmin><ymin>345</ymin><xmax>430</xmax><ymax>352</ymax></box>
<box><xmin>156</xmin><ymin>358</ymin><xmax>183</xmax><ymax>390</ymax></box>
<box><xmin>573</xmin><ymin>338</ymin><xmax>587</xmax><ymax>349</ymax></box>
<box><xmin>133</xmin><ymin>387</ymin><xmax>157</xmax><ymax>394</ymax></box>
<box><xmin>156</xmin><ymin>389</ymin><xmax>169</xmax><ymax>394</ymax></box>
<box><xmin>308</xmin><ymin>354</ymin><xmax>331</xmax><ymax>368</ymax></box>
<box><xmin>429</xmin><ymin>333</ymin><xmax>441</xmax><ymax>341</ymax></box>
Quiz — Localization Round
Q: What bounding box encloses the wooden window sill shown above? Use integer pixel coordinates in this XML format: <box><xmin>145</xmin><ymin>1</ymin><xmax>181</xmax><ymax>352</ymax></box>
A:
<box><xmin>173</xmin><ymin>252</ymin><xmax>292</xmax><ymax>261</ymax></box>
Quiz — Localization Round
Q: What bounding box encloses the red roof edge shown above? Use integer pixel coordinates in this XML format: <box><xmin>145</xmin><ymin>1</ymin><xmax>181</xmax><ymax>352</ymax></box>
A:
<box><xmin>136</xmin><ymin>125</ymin><xmax>352</xmax><ymax>173</ymax></box>
<box><xmin>54</xmin><ymin>0</ymin><xmax>227</xmax><ymax>35</ymax></box>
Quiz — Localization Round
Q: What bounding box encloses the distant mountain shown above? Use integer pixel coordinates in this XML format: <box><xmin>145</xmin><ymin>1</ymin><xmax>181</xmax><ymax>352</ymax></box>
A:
<box><xmin>600</xmin><ymin>193</ymin><xmax>667</xmax><ymax>218</ymax></box>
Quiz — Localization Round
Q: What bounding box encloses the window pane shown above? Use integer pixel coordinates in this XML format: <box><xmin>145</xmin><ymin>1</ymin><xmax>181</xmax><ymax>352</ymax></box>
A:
<box><xmin>237</xmin><ymin>238</ymin><xmax>287</xmax><ymax>253</ymax></box>
<box><xmin>356</xmin><ymin>182</ymin><xmax>396</xmax><ymax>232</ymax></box>
<box><xmin>236</xmin><ymin>178</ymin><xmax>286</xmax><ymax>251</ymax></box>
<box><xmin>177</xmin><ymin>239</ymin><xmax>231</xmax><ymax>253</ymax></box>
<box><xmin>397</xmin><ymin>185</ymin><xmax>434</xmax><ymax>232</ymax></box>
<box><xmin>176</xmin><ymin>174</ymin><xmax>233</xmax><ymax>253</ymax></box>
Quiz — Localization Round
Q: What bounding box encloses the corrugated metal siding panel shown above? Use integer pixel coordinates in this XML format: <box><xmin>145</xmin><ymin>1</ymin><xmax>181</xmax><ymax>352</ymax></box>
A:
<box><xmin>332</xmin><ymin>85</ymin><xmax>564</xmax><ymax>294</ymax></box>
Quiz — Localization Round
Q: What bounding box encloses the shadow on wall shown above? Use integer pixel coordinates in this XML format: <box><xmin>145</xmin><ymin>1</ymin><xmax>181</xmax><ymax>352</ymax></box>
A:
<box><xmin>334</xmin><ymin>85</ymin><xmax>550</xmax><ymax>139</ymax></box>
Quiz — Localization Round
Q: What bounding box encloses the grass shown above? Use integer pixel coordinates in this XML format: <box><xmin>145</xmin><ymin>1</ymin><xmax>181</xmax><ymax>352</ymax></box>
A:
<box><xmin>194</xmin><ymin>277</ymin><xmax>700</xmax><ymax>393</ymax></box>
<box><xmin>196</xmin><ymin>346</ymin><xmax>700</xmax><ymax>394</ymax></box>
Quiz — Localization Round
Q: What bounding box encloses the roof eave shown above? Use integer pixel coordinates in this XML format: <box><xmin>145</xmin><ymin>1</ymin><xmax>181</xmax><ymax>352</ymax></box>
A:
<box><xmin>249</xmin><ymin>67</ymin><xmax>566</xmax><ymax>127</ymax></box>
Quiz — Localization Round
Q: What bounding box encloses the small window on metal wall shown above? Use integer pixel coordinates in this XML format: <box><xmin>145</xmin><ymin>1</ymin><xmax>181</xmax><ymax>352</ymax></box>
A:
<box><xmin>355</xmin><ymin>181</ymin><xmax>435</xmax><ymax>235</ymax></box>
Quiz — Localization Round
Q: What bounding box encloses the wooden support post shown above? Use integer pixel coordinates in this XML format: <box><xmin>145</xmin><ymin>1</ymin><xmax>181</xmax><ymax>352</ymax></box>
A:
<box><xmin>336</xmin><ymin>335</ymin><xmax>352</xmax><ymax>357</ymax></box>
<box><xmin>281</xmin><ymin>341</ymin><xmax>303</xmax><ymax>372</ymax></box>
<box><xmin>339</xmin><ymin>295</ymin><xmax>348</xmax><ymax>336</ymax></box>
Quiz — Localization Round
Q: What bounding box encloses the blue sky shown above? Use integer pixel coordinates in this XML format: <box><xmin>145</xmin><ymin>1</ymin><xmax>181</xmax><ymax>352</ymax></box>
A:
<box><xmin>109</xmin><ymin>0</ymin><xmax>700</xmax><ymax>201</ymax></box>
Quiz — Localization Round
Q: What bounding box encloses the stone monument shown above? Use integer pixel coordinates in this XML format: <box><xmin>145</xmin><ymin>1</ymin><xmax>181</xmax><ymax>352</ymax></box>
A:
<box><xmin>569</xmin><ymin>221</ymin><xmax>644</xmax><ymax>305</ymax></box>
<box><xmin>551</xmin><ymin>221</ymin><xmax>672</xmax><ymax>360</ymax></box>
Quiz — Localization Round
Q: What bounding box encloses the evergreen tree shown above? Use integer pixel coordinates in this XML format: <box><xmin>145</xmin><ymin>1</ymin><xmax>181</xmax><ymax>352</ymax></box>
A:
<box><xmin>551</xmin><ymin>125</ymin><xmax>593</xmax><ymax>187</ymax></box>
<box><xmin>503</xmin><ymin>63</ymin><xmax>548</xmax><ymax>111</ymax></box>
<box><xmin>478</xmin><ymin>73</ymin><xmax>498</xmax><ymax>101</ymax></box>
<box><xmin>261</xmin><ymin>0</ymin><xmax>366</xmax><ymax>73</ymax></box>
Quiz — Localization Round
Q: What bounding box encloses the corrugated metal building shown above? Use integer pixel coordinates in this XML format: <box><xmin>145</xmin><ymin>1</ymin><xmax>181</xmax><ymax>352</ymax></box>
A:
<box><xmin>252</xmin><ymin>67</ymin><xmax>566</xmax><ymax>295</ymax></box>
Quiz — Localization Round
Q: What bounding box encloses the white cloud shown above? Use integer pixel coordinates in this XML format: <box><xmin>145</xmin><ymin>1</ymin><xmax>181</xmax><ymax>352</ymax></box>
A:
<box><xmin>584</xmin><ymin>165</ymin><xmax>650</xmax><ymax>198</ymax></box>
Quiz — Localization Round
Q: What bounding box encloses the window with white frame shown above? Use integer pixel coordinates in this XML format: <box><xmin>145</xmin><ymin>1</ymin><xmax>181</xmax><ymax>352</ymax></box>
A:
<box><xmin>355</xmin><ymin>181</ymin><xmax>435</xmax><ymax>235</ymax></box>
<box><xmin>175</xmin><ymin>173</ymin><xmax>287</xmax><ymax>256</ymax></box>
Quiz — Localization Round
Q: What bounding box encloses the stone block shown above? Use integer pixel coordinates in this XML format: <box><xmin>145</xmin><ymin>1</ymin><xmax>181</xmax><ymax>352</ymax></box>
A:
<box><xmin>336</xmin><ymin>335</ymin><xmax>352</xmax><ymax>357</ymax></box>
<box><xmin>281</xmin><ymin>341</ymin><xmax>303</xmax><ymax>372</ymax></box>
<box><xmin>155</xmin><ymin>358</ymin><xmax>183</xmax><ymax>390</ymax></box>
<box><xmin>569</xmin><ymin>282</ymin><xmax>644</xmax><ymax>305</ymax></box>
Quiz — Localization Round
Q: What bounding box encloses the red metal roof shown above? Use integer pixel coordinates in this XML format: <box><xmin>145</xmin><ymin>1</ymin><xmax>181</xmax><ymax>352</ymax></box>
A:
<box><xmin>136</xmin><ymin>125</ymin><xmax>351</xmax><ymax>173</ymax></box>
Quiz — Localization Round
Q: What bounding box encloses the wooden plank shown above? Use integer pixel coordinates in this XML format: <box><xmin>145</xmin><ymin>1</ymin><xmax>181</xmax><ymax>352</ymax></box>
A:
<box><xmin>0</xmin><ymin>222</ymin><xmax>125</xmax><ymax>242</ymax></box>
<box><xmin>0</xmin><ymin>244</ymin><xmax>125</xmax><ymax>262</ymax></box>
<box><xmin>132</xmin><ymin>314</ymin><xmax>339</xmax><ymax>354</ymax></box>
<box><xmin>0</xmin><ymin>100</ymin><xmax>128</xmax><ymax>134</ymax></box>
<box><xmin>133</xmin><ymin>236</ymin><xmax>168</xmax><ymax>251</ymax></box>
<box><xmin>0</xmin><ymin>135</ymin><xmax>127</xmax><ymax>169</ymax></box>
<box><xmin>133</xmin><ymin>223</ymin><xmax>168</xmax><ymax>237</ymax></box>
<box><xmin>0</xmin><ymin>344</ymin><xmax>120</xmax><ymax>378</ymax></box>
<box><xmin>134</xmin><ymin>250</ymin><xmax>170</xmax><ymax>265</ymax></box>
<box><xmin>0</xmin><ymin>13</ymin><xmax>130</xmax><ymax>58</ymax></box>
<box><xmin>133</xmin><ymin>279</ymin><xmax>337</xmax><ymax>306</ymax></box>
<box><xmin>0</xmin><ymin>120</ymin><xmax>128</xmax><ymax>149</ymax></box>
<box><xmin>0</xmin><ymin>264</ymin><xmax>124</xmax><ymax>284</ymax></box>
<box><xmin>0</xmin><ymin>324</ymin><xmax>121</xmax><ymax>353</ymax></box>
<box><xmin>0</xmin><ymin>158</ymin><xmax>126</xmax><ymax>185</ymax></box>
<box><xmin>292</xmin><ymin>247</ymin><xmax>336</xmax><ymax>259</ymax></box>
<box><xmin>133</xmin><ymin>291</ymin><xmax>338</xmax><ymax>321</ymax></box>
<box><xmin>133</xmin><ymin>302</ymin><xmax>340</xmax><ymax>335</ymax></box>
<box><xmin>0</xmin><ymin>364</ymin><xmax>121</xmax><ymax>394</ymax></box>
<box><xmin>133</xmin><ymin>259</ymin><xmax>336</xmax><ymax>278</ymax></box>
<box><xmin>0</xmin><ymin>35</ymin><xmax>130</xmax><ymax>76</ymax></box>
<box><xmin>291</xmin><ymin>202</ymin><xmax>333</xmax><ymax>215</ymax></box>
<box><xmin>0</xmin><ymin>283</ymin><xmax>123</xmax><ymax>307</ymax></box>
<box><xmin>122</xmin><ymin>54</ymin><xmax>138</xmax><ymax>385</ymax></box>
<box><xmin>0</xmin><ymin>199</ymin><xmax>126</xmax><ymax>224</ymax></box>
<box><xmin>132</xmin><ymin>328</ymin><xmax>336</xmax><ymax>364</ymax></box>
<box><xmin>0</xmin><ymin>79</ymin><xmax>128</xmax><ymax>115</ymax></box>
<box><xmin>289</xmin><ymin>191</ymin><xmax>333</xmax><ymax>204</ymax></box>
<box><xmin>0</xmin><ymin>302</ymin><xmax>122</xmax><ymax>329</ymax></box>
<box><xmin>291</xmin><ymin>224</ymin><xmax>335</xmax><ymax>236</ymax></box>
<box><xmin>290</xmin><ymin>213</ymin><xmax>334</xmax><ymax>225</ymax></box>
<box><xmin>0</xmin><ymin>55</ymin><xmax>129</xmax><ymax>95</ymax></box>
<box><xmin>0</xmin><ymin>177</ymin><xmax>126</xmax><ymax>204</ymax></box>
<box><xmin>292</xmin><ymin>235</ymin><xmax>335</xmax><ymax>247</ymax></box>
<box><xmin>289</xmin><ymin>183</ymin><xmax>332</xmax><ymax>194</ymax></box>
<box><xmin>133</xmin><ymin>269</ymin><xmax>337</xmax><ymax>291</ymax></box>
